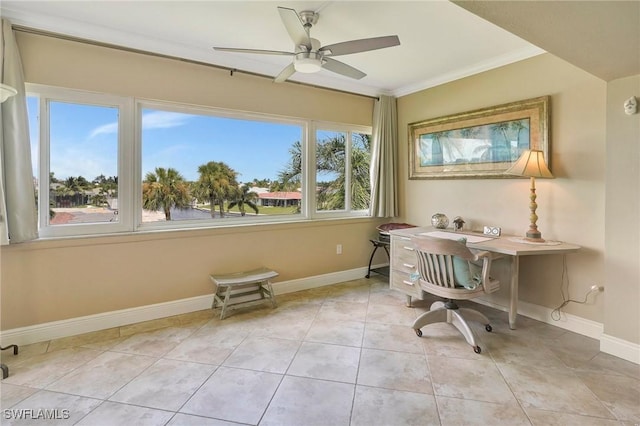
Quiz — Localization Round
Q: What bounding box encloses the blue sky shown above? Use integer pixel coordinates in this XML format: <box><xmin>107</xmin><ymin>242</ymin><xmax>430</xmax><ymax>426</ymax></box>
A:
<box><xmin>28</xmin><ymin>98</ymin><xmax>301</xmax><ymax>183</ymax></box>
<box><xmin>141</xmin><ymin>109</ymin><xmax>300</xmax><ymax>182</ymax></box>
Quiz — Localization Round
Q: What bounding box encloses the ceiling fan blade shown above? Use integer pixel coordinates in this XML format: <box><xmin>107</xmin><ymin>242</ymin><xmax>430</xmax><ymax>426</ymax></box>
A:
<box><xmin>274</xmin><ymin>63</ymin><xmax>296</xmax><ymax>83</ymax></box>
<box><xmin>214</xmin><ymin>47</ymin><xmax>294</xmax><ymax>56</ymax></box>
<box><xmin>322</xmin><ymin>57</ymin><xmax>366</xmax><ymax>80</ymax></box>
<box><xmin>277</xmin><ymin>7</ymin><xmax>310</xmax><ymax>48</ymax></box>
<box><xmin>320</xmin><ymin>35</ymin><xmax>400</xmax><ymax>56</ymax></box>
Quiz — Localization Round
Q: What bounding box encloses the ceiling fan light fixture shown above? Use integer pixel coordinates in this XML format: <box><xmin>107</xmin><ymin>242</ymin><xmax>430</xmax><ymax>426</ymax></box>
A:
<box><xmin>294</xmin><ymin>57</ymin><xmax>322</xmax><ymax>73</ymax></box>
<box><xmin>216</xmin><ymin>7</ymin><xmax>399</xmax><ymax>83</ymax></box>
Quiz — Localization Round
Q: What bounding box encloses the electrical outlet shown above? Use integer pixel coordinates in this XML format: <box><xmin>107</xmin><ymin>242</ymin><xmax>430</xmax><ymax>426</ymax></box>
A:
<box><xmin>336</xmin><ymin>244</ymin><xmax>342</xmax><ymax>255</ymax></box>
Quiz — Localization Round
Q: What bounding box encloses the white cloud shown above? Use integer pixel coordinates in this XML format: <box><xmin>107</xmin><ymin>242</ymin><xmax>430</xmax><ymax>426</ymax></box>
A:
<box><xmin>88</xmin><ymin>111</ymin><xmax>191</xmax><ymax>139</ymax></box>
<box><xmin>51</xmin><ymin>148</ymin><xmax>115</xmax><ymax>181</ymax></box>
<box><xmin>142</xmin><ymin>111</ymin><xmax>191</xmax><ymax>130</ymax></box>
<box><xmin>89</xmin><ymin>122</ymin><xmax>118</xmax><ymax>139</ymax></box>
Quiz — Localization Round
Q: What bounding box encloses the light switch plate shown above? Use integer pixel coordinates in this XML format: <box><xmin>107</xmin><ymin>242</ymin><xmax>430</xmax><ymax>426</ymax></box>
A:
<box><xmin>483</xmin><ymin>226</ymin><xmax>501</xmax><ymax>236</ymax></box>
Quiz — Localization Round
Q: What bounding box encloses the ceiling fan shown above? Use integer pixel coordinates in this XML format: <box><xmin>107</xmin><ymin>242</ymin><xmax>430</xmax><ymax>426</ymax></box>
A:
<box><xmin>213</xmin><ymin>6</ymin><xmax>400</xmax><ymax>83</ymax></box>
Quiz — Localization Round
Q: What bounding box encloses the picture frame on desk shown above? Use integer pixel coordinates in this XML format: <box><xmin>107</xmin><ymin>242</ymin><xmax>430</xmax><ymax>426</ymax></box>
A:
<box><xmin>408</xmin><ymin>96</ymin><xmax>550</xmax><ymax>179</ymax></box>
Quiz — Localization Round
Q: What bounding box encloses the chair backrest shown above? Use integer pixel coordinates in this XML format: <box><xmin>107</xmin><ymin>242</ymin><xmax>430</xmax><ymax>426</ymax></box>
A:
<box><xmin>411</xmin><ymin>236</ymin><xmax>473</xmax><ymax>289</ymax></box>
<box><xmin>411</xmin><ymin>235</ymin><xmax>499</xmax><ymax>297</ymax></box>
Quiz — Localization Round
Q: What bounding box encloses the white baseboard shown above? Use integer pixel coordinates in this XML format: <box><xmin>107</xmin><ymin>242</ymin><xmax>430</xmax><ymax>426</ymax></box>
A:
<box><xmin>0</xmin><ymin>294</ymin><xmax>213</xmax><ymax>347</ymax></box>
<box><xmin>271</xmin><ymin>266</ymin><xmax>373</xmax><ymax>295</ymax></box>
<box><xmin>3</xmin><ymin>264</ymin><xmax>637</xmax><ymax>365</ymax></box>
<box><xmin>0</xmin><ymin>265</ymin><xmax>373</xmax><ymax>347</ymax></box>
<box><xmin>474</xmin><ymin>297</ymin><xmax>604</xmax><ymax>339</ymax></box>
<box><xmin>475</xmin><ymin>297</ymin><xmax>639</xmax><ymax>364</ymax></box>
<box><xmin>600</xmin><ymin>333</ymin><xmax>640</xmax><ymax>365</ymax></box>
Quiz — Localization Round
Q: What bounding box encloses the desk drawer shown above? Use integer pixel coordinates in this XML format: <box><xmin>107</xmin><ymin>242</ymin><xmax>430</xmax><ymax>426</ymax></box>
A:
<box><xmin>391</xmin><ymin>238</ymin><xmax>418</xmax><ymax>273</ymax></box>
<box><xmin>390</xmin><ymin>271</ymin><xmax>423</xmax><ymax>298</ymax></box>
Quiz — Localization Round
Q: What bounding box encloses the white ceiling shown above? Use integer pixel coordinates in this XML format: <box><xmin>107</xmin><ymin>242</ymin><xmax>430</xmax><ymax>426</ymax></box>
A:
<box><xmin>453</xmin><ymin>1</ymin><xmax>640</xmax><ymax>83</ymax></box>
<box><xmin>0</xmin><ymin>1</ymin><xmax>545</xmax><ymax>97</ymax></box>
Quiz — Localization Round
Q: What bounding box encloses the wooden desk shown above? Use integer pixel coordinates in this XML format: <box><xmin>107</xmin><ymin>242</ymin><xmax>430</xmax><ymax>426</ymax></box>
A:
<box><xmin>389</xmin><ymin>227</ymin><xmax>580</xmax><ymax>329</ymax></box>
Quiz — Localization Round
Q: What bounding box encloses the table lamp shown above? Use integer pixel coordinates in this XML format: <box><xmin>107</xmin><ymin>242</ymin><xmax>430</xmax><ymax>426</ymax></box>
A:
<box><xmin>505</xmin><ymin>149</ymin><xmax>553</xmax><ymax>242</ymax></box>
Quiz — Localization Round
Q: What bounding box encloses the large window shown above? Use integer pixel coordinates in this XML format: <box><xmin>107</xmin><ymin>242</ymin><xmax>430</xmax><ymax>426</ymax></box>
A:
<box><xmin>27</xmin><ymin>85</ymin><xmax>371</xmax><ymax>238</ymax></box>
<box><xmin>139</xmin><ymin>104</ymin><xmax>305</xmax><ymax>226</ymax></box>
<box><xmin>28</xmin><ymin>85</ymin><xmax>133</xmax><ymax>238</ymax></box>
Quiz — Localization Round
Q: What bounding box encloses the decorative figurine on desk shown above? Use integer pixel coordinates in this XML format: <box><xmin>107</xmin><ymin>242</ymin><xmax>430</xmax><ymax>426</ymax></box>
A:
<box><xmin>431</xmin><ymin>213</ymin><xmax>449</xmax><ymax>229</ymax></box>
<box><xmin>453</xmin><ymin>216</ymin><xmax>465</xmax><ymax>231</ymax></box>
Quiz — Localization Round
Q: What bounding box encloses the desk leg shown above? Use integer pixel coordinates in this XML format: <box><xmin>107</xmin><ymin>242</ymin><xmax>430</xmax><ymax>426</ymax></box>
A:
<box><xmin>1</xmin><ymin>344</ymin><xmax>18</xmax><ymax>379</ymax></box>
<box><xmin>509</xmin><ymin>256</ymin><xmax>519</xmax><ymax>329</ymax></box>
<box><xmin>365</xmin><ymin>244</ymin><xmax>379</xmax><ymax>279</ymax></box>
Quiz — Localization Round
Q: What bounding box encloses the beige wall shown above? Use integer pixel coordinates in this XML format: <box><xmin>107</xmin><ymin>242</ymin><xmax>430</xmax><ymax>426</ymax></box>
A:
<box><xmin>16</xmin><ymin>33</ymin><xmax>373</xmax><ymax>124</ymax></box>
<box><xmin>1</xmin><ymin>220</ymin><xmax>384</xmax><ymax>329</ymax></box>
<box><xmin>0</xmin><ymin>33</ymin><xmax>386</xmax><ymax>330</ymax></box>
<box><xmin>605</xmin><ymin>75</ymin><xmax>640</xmax><ymax>344</ymax></box>
<box><xmin>397</xmin><ymin>54</ymin><xmax>608</xmax><ymax>324</ymax></box>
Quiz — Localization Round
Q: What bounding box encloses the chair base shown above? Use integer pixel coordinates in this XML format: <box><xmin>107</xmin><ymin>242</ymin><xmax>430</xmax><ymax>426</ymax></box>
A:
<box><xmin>412</xmin><ymin>300</ymin><xmax>491</xmax><ymax>353</ymax></box>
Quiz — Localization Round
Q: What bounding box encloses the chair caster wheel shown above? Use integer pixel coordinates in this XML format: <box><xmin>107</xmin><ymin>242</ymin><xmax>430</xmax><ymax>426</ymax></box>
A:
<box><xmin>485</xmin><ymin>325</ymin><xmax>492</xmax><ymax>332</ymax></box>
<box><xmin>473</xmin><ymin>346</ymin><xmax>481</xmax><ymax>354</ymax></box>
<box><xmin>414</xmin><ymin>329</ymin><xmax>423</xmax><ymax>337</ymax></box>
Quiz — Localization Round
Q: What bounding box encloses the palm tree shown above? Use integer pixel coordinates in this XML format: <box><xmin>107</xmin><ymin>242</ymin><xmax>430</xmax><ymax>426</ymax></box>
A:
<box><xmin>427</xmin><ymin>132</ymin><xmax>446</xmax><ymax>165</ymax></box>
<box><xmin>194</xmin><ymin>161</ymin><xmax>238</xmax><ymax>218</ymax></box>
<box><xmin>316</xmin><ymin>135</ymin><xmax>346</xmax><ymax>175</ymax></box>
<box><xmin>62</xmin><ymin>176</ymin><xmax>89</xmax><ymax>207</ymax></box>
<box><xmin>276</xmin><ymin>140</ymin><xmax>304</xmax><ymax>213</ymax></box>
<box><xmin>278</xmin><ymin>135</ymin><xmax>371</xmax><ymax>211</ymax></box>
<box><xmin>228</xmin><ymin>184</ymin><xmax>259</xmax><ymax>216</ymax></box>
<box><xmin>93</xmin><ymin>174</ymin><xmax>118</xmax><ymax>196</ymax></box>
<box><xmin>350</xmin><ymin>133</ymin><xmax>371</xmax><ymax>210</ymax></box>
<box><xmin>490</xmin><ymin>122</ymin><xmax>523</xmax><ymax>162</ymax></box>
<box><xmin>142</xmin><ymin>167</ymin><xmax>191</xmax><ymax>220</ymax></box>
<box><xmin>317</xmin><ymin>134</ymin><xmax>371</xmax><ymax>211</ymax></box>
<box><xmin>510</xmin><ymin>120</ymin><xmax>529</xmax><ymax>156</ymax></box>
<box><xmin>277</xmin><ymin>140</ymin><xmax>302</xmax><ymax>191</ymax></box>
<box><xmin>251</xmin><ymin>178</ymin><xmax>272</xmax><ymax>188</ymax></box>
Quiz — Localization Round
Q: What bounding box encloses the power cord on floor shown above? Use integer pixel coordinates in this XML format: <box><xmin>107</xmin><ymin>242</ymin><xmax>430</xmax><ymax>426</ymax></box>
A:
<box><xmin>551</xmin><ymin>255</ymin><xmax>603</xmax><ymax>320</ymax></box>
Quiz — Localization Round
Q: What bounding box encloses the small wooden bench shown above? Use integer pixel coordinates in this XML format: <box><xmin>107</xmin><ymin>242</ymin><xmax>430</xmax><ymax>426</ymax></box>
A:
<box><xmin>209</xmin><ymin>267</ymin><xmax>278</xmax><ymax>319</ymax></box>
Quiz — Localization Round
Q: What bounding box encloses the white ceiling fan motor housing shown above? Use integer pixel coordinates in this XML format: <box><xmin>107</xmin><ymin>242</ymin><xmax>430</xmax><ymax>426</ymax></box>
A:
<box><xmin>294</xmin><ymin>38</ymin><xmax>323</xmax><ymax>73</ymax></box>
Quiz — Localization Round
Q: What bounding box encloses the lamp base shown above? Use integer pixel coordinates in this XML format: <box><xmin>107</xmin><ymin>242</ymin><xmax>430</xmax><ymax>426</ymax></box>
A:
<box><xmin>525</xmin><ymin>230</ymin><xmax>545</xmax><ymax>243</ymax></box>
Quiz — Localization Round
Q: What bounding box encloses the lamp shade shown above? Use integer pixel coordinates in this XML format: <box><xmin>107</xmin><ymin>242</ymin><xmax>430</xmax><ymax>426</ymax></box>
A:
<box><xmin>505</xmin><ymin>149</ymin><xmax>553</xmax><ymax>178</ymax></box>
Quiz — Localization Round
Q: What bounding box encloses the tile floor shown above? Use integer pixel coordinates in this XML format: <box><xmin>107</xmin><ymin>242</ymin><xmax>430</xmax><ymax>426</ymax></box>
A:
<box><xmin>1</xmin><ymin>276</ymin><xmax>639</xmax><ymax>425</ymax></box>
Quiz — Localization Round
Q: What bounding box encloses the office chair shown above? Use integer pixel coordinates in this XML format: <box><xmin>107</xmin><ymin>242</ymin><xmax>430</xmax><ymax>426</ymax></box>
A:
<box><xmin>410</xmin><ymin>236</ymin><xmax>500</xmax><ymax>353</ymax></box>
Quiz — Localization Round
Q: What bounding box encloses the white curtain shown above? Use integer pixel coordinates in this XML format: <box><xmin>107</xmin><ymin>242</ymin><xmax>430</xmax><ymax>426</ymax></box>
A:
<box><xmin>369</xmin><ymin>95</ymin><xmax>398</xmax><ymax>217</ymax></box>
<box><xmin>0</xmin><ymin>19</ymin><xmax>38</xmax><ymax>244</ymax></box>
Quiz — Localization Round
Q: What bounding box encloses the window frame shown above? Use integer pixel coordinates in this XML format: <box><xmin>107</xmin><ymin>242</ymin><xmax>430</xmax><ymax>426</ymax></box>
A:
<box><xmin>134</xmin><ymin>99</ymin><xmax>311</xmax><ymax>231</ymax></box>
<box><xmin>29</xmin><ymin>84</ymin><xmax>134</xmax><ymax>238</ymax></box>
<box><xmin>311</xmin><ymin>121</ymin><xmax>373</xmax><ymax>219</ymax></box>
<box><xmin>27</xmin><ymin>84</ymin><xmax>372</xmax><ymax>239</ymax></box>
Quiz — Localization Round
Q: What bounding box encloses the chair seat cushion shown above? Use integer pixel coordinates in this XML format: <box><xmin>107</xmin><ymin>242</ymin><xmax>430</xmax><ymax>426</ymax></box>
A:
<box><xmin>452</xmin><ymin>238</ymin><xmax>482</xmax><ymax>289</ymax></box>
